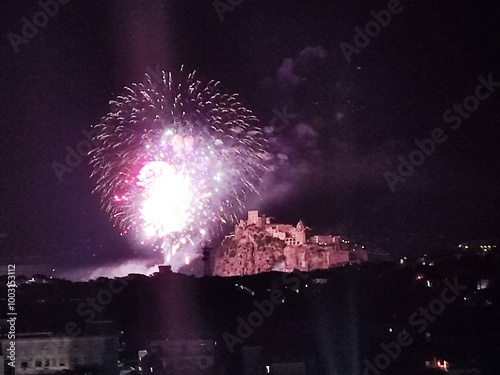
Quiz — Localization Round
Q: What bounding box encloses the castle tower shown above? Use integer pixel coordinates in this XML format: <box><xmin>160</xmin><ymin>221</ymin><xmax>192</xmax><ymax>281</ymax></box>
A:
<box><xmin>247</xmin><ymin>210</ymin><xmax>259</xmax><ymax>226</ymax></box>
<box><xmin>296</xmin><ymin>220</ymin><xmax>306</xmax><ymax>244</ymax></box>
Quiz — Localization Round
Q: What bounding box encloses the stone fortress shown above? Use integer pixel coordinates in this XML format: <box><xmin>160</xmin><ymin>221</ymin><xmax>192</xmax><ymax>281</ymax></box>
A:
<box><xmin>213</xmin><ymin>211</ymin><xmax>369</xmax><ymax>277</ymax></box>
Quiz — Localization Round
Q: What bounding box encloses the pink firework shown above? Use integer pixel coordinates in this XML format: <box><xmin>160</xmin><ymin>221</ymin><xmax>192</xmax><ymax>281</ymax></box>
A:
<box><xmin>89</xmin><ymin>69</ymin><xmax>268</xmax><ymax>269</ymax></box>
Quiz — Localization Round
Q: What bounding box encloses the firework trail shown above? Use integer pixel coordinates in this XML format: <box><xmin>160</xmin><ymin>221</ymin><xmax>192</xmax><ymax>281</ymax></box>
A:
<box><xmin>90</xmin><ymin>68</ymin><xmax>268</xmax><ymax>270</ymax></box>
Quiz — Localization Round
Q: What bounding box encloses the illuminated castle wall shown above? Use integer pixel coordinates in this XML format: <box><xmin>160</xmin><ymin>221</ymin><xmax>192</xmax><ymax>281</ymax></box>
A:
<box><xmin>241</xmin><ymin>210</ymin><xmax>306</xmax><ymax>246</ymax></box>
<box><xmin>214</xmin><ymin>211</ymin><xmax>369</xmax><ymax>276</ymax></box>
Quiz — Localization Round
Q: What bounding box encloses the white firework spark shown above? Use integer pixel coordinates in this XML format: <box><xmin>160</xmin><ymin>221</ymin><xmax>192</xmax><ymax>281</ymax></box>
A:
<box><xmin>89</xmin><ymin>68</ymin><xmax>268</xmax><ymax>269</ymax></box>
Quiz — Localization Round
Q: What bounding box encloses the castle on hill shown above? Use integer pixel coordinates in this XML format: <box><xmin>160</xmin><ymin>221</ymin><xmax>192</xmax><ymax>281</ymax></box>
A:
<box><xmin>238</xmin><ymin>210</ymin><xmax>307</xmax><ymax>246</ymax></box>
<box><xmin>214</xmin><ymin>211</ymin><xmax>370</xmax><ymax>276</ymax></box>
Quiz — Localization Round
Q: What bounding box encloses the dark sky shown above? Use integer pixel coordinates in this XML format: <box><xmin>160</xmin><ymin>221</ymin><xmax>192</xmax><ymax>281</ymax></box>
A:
<box><xmin>1</xmin><ymin>0</ymin><xmax>499</xmax><ymax>277</ymax></box>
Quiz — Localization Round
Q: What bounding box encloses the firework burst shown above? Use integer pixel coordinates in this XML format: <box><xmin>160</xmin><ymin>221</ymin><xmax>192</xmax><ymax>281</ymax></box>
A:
<box><xmin>90</xmin><ymin>68</ymin><xmax>268</xmax><ymax>269</ymax></box>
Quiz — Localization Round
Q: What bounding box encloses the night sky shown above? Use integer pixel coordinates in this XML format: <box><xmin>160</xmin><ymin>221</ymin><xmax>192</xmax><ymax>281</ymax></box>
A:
<box><xmin>1</xmin><ymin>0</ymin><xmax>499</xmax><ymax>278</ymax></box>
